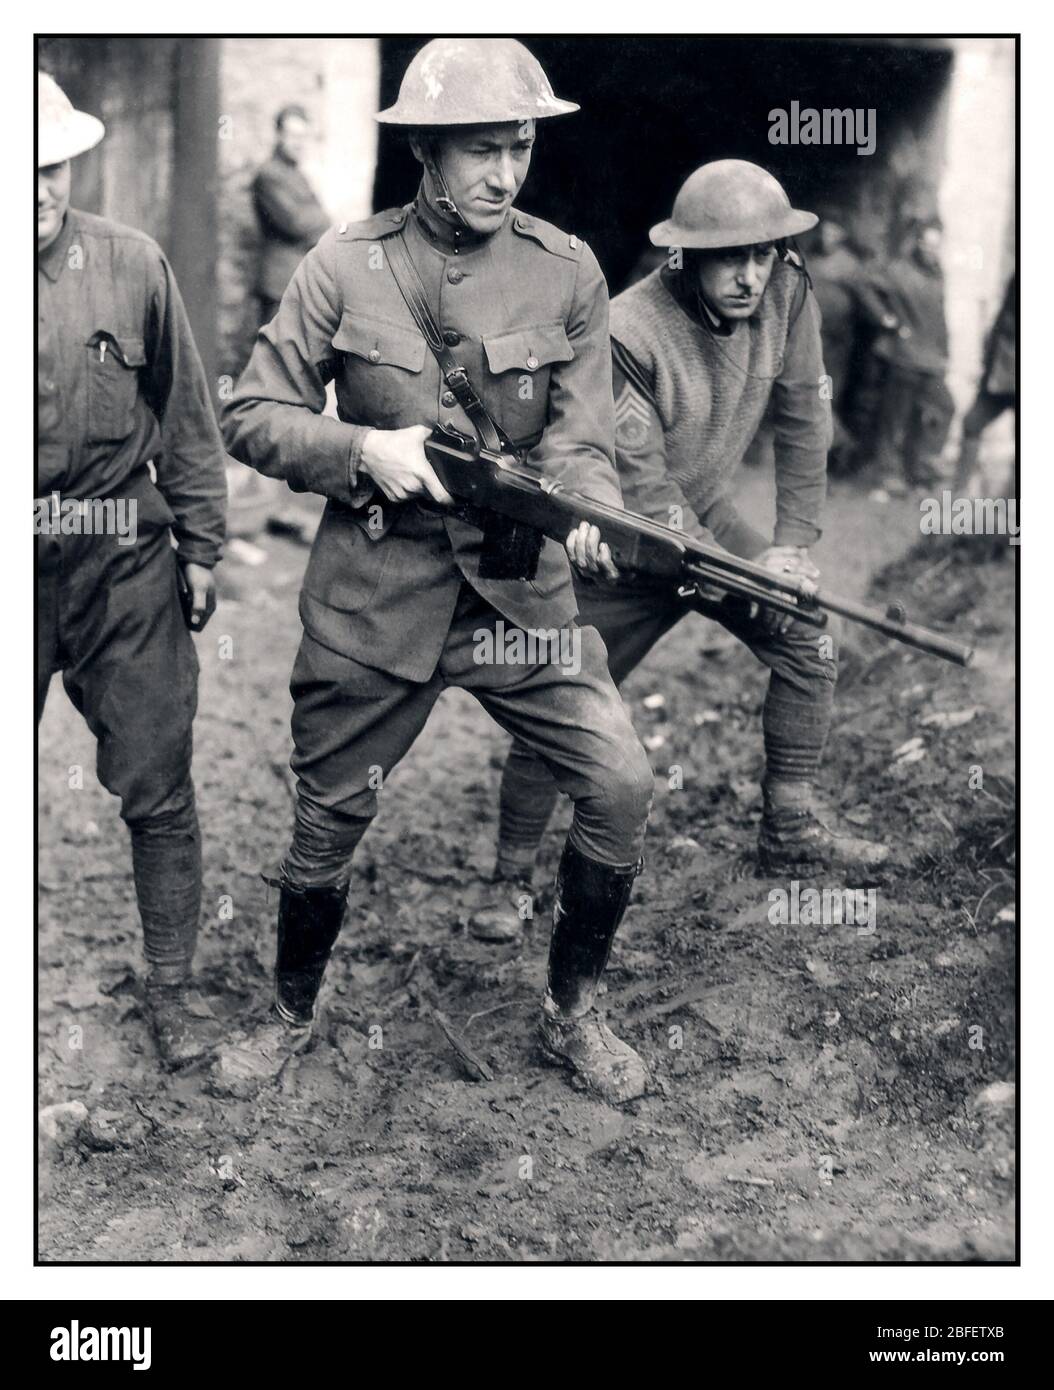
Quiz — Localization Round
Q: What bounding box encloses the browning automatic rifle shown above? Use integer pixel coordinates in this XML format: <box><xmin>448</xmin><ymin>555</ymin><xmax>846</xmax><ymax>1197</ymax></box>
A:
<box><xmin>424</xmin><ymin>423</ymin><xmax>974</xmax><ymax>667</ymax></box>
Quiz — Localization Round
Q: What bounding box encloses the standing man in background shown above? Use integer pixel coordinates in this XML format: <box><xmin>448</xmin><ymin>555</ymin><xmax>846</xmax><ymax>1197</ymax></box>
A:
<box><xmin>37</xmin><ymin>73</ymin><xmax>228</xmax><ymax>1067</ymax></box>
<box><xmin>870</xmin><ymin>218</ymin><xmax>954</xmax><ymax>491</ymax></box>
<box><xmin>808</xmin><ymin>216</ymin><xmax>899</xmax><ymax>473</ymax></box>
<box><xmin>251</xmin><ymin>105</ymin><xmax>330</xmax><ymax>327</ymax></box>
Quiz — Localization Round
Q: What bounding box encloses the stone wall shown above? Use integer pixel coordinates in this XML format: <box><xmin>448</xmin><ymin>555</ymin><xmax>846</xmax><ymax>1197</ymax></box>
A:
<box><xmin>939</xmin><ymin>38</ymin><xmax>1016</xmax><ymax>414</ymax></box>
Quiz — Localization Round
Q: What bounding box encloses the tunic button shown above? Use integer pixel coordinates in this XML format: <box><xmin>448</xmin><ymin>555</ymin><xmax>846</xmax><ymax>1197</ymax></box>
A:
<box><xmin>368</xmin><ymin>349</ymin><xmax>381</xmax><ymax>364</ymax></box>
<box><xmin>441</xmin><ymin>390</ymin><xmax>457</xmax><ymax>408</ymax></box>
<box><xmin>447</xmin><ymin>268</ymin><xmax>464</xmax><ymax>285</ymax></box>
<box><xmin>526</xmin><ymin>355</ymin><xmax>539</xmax><ymax>371</ymax></box>
<box><xmin>442</xmin><ymin>329</ymin><xmax>461</xmax><ymax>346</ymax></box>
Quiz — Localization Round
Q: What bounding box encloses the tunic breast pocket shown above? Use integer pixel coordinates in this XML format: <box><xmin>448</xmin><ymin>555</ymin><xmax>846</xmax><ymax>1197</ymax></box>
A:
<box><xmin>331</xmin><ymin>313</ymin><xmax>426</xmax><ymax>428</ymax></box>
<box><xmin>85</xmin><ymin>331</ymin><xmax>146</xmax><ymax>445</ymax></box>
<box><xmin>481</xmin><ymin>321</ymin><xmax>574</xmax><ymax>446</ymax></box>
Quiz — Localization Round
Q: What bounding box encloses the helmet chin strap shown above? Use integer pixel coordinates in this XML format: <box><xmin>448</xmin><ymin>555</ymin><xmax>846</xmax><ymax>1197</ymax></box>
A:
<box><xmin>669</xmin><ymin>256</ymin><xmax>726</xmax><ymax>331</ymax></box>
<box><xmin>423</xmin><ymin>147</ymin><xmax>470</xmax><ymax>231</ymax></box>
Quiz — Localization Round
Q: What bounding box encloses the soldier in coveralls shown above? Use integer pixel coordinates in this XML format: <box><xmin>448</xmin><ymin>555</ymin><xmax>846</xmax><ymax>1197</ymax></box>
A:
<box><xmin>220</xmin><ymin>39</ymin><xmax>655</xmax><ymax>1104</ymax></box>
<box><xmin>495</xmin><ymin>161</ymin><xmax>889</xmax><ymax>891</ymax></box>
<box><xmin>36</xmin><ymin>74</ymin><xmax>227</xmax><ymax>1065</ymax></box>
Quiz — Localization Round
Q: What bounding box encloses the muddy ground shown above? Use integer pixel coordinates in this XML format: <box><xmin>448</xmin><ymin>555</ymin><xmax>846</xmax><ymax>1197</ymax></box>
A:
<box><xmin>37</xmin><ymin>469</ymin><xmax>1016</xmax><ymax>1263</ymax></box>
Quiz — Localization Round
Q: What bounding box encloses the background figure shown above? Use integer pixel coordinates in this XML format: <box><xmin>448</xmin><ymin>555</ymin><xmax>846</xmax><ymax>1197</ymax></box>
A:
<box><xmin>251</xmin><ymin>105</ymin><xmax>329</xmax><ymax>326</ymax></box>
<box><xmin>955</xmin><ymin>272</ymin><xmax>1016</xmax><ymax>494</ymax></box>
<box><xmin>808</xmin><ymin>219</ymin><xmax>899</xmax><ymax>474</ymax></box>
<box><xmin>868</xmin><ymin>217</ymin><xmax>955</xmax><ymax>490</ymax></box>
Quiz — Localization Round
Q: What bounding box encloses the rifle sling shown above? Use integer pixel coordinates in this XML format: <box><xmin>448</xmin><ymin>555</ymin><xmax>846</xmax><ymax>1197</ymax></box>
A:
<box><xmin>385</xmin><ymin>230</ymin><xmax>543</xmax><ymax>582</ymax></box>
<box><xmin>385</xmin><ymin>231</ymin><xmax>506</xmax><ymax>457</ymax></box>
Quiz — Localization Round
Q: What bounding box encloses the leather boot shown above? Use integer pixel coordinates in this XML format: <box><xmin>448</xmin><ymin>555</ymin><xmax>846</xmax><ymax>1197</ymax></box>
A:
<box><xmin>758</xmin><ymin>779</ymin><xmax>890</xmax><ymax>877</ymax></box>
<box><xmin>468</xmin><ymin>851</ymin><xmax>537</xmax><ymax>943</ymax></box>
<box><xmin>210</xmin><ymin>882</ymin><xmax>347</xmax><ymax>1097</ymax></box>
<box><xmin>538</xmin><ymin>841</ymin><xmax>649</xmax><ymax>1104</ymax></box>
<box><xmin>273</xmin><ymin>881</ymin><xmax>348</xmax><ymax>1025</ymax></box>
<box><xmin>144</xmin><ymin>970</ymin><xmax>221</xmax><ymax>1069</ymax></box>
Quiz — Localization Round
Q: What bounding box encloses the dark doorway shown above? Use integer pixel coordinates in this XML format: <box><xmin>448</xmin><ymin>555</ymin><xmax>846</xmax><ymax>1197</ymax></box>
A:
<box><xmin>374</xmin><ymin>36</ymin><xmax>952</xmax><ymax>293</ymax></box>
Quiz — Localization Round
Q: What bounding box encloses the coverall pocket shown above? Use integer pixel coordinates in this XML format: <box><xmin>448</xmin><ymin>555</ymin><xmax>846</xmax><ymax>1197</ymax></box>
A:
<box><xmin>85</xmin><ymin>331</ymin><xmax>146</xmax><ymax>444</ymax></box>
<box><xmin>481</xmin><ymin>321</ymin><xmax>573</xmax><ymax>445</ymax></box>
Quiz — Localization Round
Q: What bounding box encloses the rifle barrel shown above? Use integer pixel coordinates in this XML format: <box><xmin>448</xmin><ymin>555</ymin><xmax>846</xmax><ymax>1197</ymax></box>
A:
<box><xmin>424</xmin><ymin>432</ymin><xmax>976</xmax><ymax>668</ymax></box>
<box><xmin>816</xmin><ymin>590</ymin><xmax>974</xmax><ymax>666</ymax></box>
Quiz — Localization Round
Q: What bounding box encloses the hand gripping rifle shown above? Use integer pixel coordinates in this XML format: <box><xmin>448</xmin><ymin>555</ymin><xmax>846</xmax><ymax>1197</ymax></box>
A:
<box><xmin>423</xmin><ymin>423</ymin><xmax>974</xmax><ymax>667</ymax></box>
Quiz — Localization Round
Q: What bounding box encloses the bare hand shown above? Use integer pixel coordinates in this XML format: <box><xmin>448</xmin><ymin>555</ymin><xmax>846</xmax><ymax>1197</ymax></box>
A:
<box><xmin>359</xmin><ymin>425</ymin><xmax>454</xmax><ymax>506</ymax></box>
<box><xmin>752</xmin><ymin>545</ymin><xmax>819</xmax><ymax>635</ymax></box>
<box><xmin>565</xmin><ymin>520</ymin><xmax>619</xmax><ymax>581</ymax></box>
<box><xmin>179</xmin><ymin>561</ymin><xmax>217</xmax><ymax>632</ymax></box>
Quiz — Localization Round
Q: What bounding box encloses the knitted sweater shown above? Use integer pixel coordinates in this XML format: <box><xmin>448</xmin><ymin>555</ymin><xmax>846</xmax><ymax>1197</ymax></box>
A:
<box><xmin>610</xmin><ymin>261</ymin><xmax>831</xmax><ymax>551</ymax></box>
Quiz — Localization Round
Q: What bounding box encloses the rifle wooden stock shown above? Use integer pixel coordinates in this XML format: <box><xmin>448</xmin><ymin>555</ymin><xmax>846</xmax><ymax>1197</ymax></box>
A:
<box><xmin>424</xmin><ymin>427</ymin><xmax>974</xmax><ymax>668</ymax></box>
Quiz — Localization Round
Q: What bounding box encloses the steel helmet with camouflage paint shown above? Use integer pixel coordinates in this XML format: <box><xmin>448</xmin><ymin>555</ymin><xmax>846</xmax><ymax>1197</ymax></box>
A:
<box><xmin>650</xmin><ymin>160</ymin><xmax>817</xmax><ymax>250</ymax></box>
<box><xmin>376</xmin><ymin>38</ymin><xmax>579</xmax><ymax>126</ymax></box>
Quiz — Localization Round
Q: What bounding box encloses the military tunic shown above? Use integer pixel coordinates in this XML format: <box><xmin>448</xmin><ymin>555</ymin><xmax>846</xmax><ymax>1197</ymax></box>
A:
<box><xmin>223</xmin><ymin>196</ymin><xmax>652</xmax><ymax>877</ymax></box>
<box><xmin>224</xmin><ymin>200</ymin><xmax>620</xmax><ymax>682</ymax></box>
<box><xmin>37</xmin><ymin>208</ymin><xmax>227</xmax><ymax>824</ymax></box>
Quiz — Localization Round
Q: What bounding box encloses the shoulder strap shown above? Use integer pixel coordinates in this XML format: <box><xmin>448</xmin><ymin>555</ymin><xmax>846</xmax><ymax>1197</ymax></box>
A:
<box><xmin>385</xmin><ymin>231</ymin><xmax>506</xmax><ymax>455</ymax></box>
